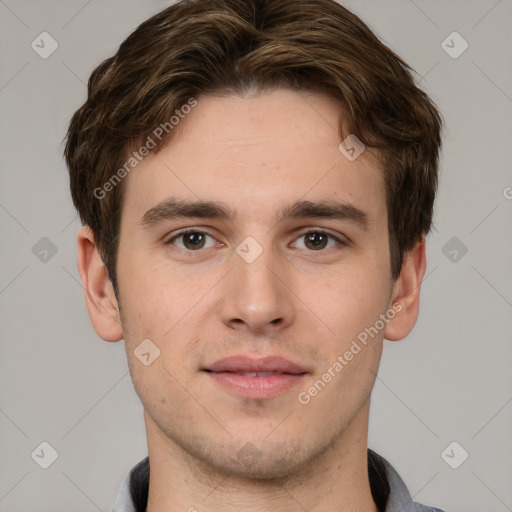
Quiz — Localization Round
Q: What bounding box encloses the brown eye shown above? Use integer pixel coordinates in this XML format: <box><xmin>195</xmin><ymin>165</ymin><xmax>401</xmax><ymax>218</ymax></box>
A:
<box><xmin>182</xmin><ymin>232</ymin><xmax>206</xmax><ymax>250</ymax></box>
<box><xmin>167</xmin><ymin>231</ymin><xmax>216</xmax><ymax>251</ymax></box>
<box><xmin>304</xmin><ymin>232</ymin><xmax>329</xmax><ymax>250</ymax></box>
<box><xmin>293</xmin><ymin>230</ymin><xmax>343</xmax><ymax>251</ymax></box>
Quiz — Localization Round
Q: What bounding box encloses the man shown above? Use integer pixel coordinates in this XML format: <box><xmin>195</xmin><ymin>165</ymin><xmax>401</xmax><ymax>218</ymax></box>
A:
<box><xmin>64</xmin><ymin>0</ymin><xmax>444</xmax><ymax>510</ymax></box>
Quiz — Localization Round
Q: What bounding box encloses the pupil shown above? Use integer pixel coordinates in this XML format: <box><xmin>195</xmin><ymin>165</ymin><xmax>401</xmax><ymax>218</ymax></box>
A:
<box><xmin>306</xmin><ymin>233</ymin><xmax>327</xmax><ymax>250</ymax></box>
<box><xmin>185</xmin><ymin>232</ymin><xmax>204</xmax><ymax>249</ymax></box>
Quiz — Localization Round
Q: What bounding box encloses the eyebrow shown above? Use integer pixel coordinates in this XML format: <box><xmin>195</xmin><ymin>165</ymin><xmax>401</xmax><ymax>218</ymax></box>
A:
<box><xmin>139</xmin><ymin>197</ymin><xmax>370</xmax><ymax>231</ymax></box>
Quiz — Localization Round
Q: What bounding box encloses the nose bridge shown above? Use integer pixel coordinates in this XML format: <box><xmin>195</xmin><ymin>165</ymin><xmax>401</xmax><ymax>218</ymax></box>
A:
<box><xmin>220</xmin><ymin>234</ymin><xmax>294</xmax><ymax>332</ymax></box>
<box><xmin>235</xmin><ymin>238</ymin><xmax>278</xmax><ymax>293</ymax></box>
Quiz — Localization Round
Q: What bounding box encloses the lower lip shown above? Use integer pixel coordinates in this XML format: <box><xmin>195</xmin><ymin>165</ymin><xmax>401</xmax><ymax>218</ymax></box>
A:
<box><xmin>205</xmin><ymin>371</ymin><xmax>306</xmax><ymax>399</ymax></box>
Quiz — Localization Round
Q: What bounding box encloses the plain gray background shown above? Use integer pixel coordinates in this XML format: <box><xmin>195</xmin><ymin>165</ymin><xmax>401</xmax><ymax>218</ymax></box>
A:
<box><xmin>1</xmin><ymin>1</ymin><xmax>511</xmax><ymax>511</ymax></box>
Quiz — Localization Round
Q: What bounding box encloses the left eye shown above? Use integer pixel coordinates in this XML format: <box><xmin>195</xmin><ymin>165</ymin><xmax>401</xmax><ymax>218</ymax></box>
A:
<box><xmin>292</xmin><ymin>231</ymin><xmax>342</xmax><ymax>251</ymax></box>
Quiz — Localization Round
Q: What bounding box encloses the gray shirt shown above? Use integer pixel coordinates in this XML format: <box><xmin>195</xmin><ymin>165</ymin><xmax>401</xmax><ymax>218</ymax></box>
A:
<box><xmin>111</xmin><ymin>450</ymin><xmax>445</xmax><ymax>512</ymax></box>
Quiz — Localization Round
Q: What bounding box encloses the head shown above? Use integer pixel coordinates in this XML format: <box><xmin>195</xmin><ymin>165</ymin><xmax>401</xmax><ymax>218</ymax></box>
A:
<box><xmin>65</xmin><ymin>0</ymin><xmax>442</xmax><ymax>479</ymax></box>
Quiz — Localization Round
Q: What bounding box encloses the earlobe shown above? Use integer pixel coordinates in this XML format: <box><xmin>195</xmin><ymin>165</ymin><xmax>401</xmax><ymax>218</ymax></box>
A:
<box><xmin>384</xmin><ymin>238</ymin><xmax>427</xmax><ymax>342</ymax></box>
<box><xmin>77</xmin><ymin>226</ymin><xmax>123</xmax><ymax>342</ymax></box>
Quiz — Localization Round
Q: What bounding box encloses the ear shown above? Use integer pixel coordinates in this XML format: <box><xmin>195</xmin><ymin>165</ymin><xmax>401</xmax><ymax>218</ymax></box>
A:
<box><xmin>384</xmin><ymin>238</ymin><xmax>427</xmax><ymax>342</ymax></box>
<box><xmin>77</xmin><ymin>226</ymin><xmax>123</xmax><ymax>342</ymax></box>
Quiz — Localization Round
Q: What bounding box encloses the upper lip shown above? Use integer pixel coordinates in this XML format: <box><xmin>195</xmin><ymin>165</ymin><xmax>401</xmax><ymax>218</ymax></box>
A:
<box><xmin>204</xmin><ymin>355</ymin><xmax>307</xmax><ymax>374</ymax></box>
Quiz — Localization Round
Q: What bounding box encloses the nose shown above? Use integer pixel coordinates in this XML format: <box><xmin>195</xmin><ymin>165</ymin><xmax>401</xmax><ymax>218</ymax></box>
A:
<box><xmin>218</xmin><ymin>242</ymin><xmax>295</xmax><ymax>336</ymax></box>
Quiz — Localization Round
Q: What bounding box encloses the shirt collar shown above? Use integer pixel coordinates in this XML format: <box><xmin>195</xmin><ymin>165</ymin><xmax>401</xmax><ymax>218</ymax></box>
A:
<box><xmin>111</xmin><ymin>450</ymin><xmax>444</xmax><ymax>512</ymax></box>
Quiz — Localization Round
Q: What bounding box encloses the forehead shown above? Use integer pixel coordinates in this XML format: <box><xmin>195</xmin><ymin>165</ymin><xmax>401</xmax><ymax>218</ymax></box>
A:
<box><xmin>121</xmin><ymin>88</ymin><xmax>385</xmax><ymax>225</ymax></box>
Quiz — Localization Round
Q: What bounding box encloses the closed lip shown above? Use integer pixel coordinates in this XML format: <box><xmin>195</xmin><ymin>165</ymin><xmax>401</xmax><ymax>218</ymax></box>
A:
<box><xmin>203</xmin><ymin>355</ymin><xmax>308</xmax><ymax>375</ymax></box>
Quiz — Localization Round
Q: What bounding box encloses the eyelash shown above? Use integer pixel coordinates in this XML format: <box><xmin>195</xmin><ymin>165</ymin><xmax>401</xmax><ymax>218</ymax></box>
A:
<box><xmin>165</xmin><ymin>228</ymin><xmax>348</xmax><ymax>252</ymax></box>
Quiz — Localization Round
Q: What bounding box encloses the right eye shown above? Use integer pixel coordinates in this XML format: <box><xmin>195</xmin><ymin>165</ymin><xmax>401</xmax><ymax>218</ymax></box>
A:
<box><xmin>165</xmin><ymin>230</ymin><xmax>218</xmax><ymax>251</ymax></box>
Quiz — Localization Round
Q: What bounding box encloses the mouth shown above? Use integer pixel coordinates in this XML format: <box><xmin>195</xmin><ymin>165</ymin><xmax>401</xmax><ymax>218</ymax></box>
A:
<box><xmin>202</xmin><ymin>355</ymin><xmax>308</xmax><ymax>399</ymax></box>
<box><xmin>206</xmin><ymin>371</ymin><xmax>295</xmax><ymax>377</ymax></box>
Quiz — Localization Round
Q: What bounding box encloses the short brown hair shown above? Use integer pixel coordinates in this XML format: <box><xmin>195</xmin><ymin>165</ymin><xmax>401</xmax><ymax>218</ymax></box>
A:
<box><xmin>65</xmin><ymin>0</ymin><xmax>442</xmax><ymax>297</ymax></box>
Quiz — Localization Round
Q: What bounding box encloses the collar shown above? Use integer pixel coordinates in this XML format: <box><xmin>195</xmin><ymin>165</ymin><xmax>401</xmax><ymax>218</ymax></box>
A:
<box><xmin>111</xmin><ymin>449</ymin><xmax>444</xmax><ymax>512</ymax></box>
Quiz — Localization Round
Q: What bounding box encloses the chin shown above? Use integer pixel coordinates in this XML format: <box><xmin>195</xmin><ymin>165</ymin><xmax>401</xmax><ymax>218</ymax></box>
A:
<box><xmin>215</xmin><ymin>450</ymin><xmax>307</xmax><ymax>480</ymax></box>
<box><xmin>189</xmin><ymin>435</ymin><xmax>325</xmax><ymax>482</ymax></box>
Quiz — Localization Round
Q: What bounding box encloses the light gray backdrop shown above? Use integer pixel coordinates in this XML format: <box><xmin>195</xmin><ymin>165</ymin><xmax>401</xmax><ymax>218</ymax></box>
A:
<box><xmin>0</xmin><ymin>1</ymin><xmax>511</xmax><ymax>511</ymax></box>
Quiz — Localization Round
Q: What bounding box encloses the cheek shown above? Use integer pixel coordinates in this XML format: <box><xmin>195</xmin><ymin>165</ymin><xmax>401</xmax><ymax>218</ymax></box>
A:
<box><xmin>118</xmin><ymin>254</ymin><xmax>189</xmax><ymax>339</ymax></box>
<box><xmin>309</xmin><ymin>265</ymin><xmax>391</xmax><ymax>345</ymax></box>
<box><xmin>296</xmin><ymin>272</ymin><xmax>387</xmax><ymax>416</ymax></box>
<box><xmin>120</xmin><ymin>282</ymin><xmax>197</xmax><ymax>421</ymax></box>
<box><xmin>118</xmin><ymin>258</ymin><xmax>210</xmax><ymax>382</ymax></box>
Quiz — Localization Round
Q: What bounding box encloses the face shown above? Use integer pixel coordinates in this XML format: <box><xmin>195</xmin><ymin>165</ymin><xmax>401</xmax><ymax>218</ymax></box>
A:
<box><xmin>115</xmin><ymin>88</ymin><xmax>396</xmax><ymax>478</ymax></box>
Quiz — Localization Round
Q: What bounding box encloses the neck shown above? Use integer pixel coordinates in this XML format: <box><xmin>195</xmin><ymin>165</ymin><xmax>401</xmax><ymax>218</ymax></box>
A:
<box><xmin>145</xmin><ymin>403</ymin><xmax>378</xmax><ymax>512</ymax></box>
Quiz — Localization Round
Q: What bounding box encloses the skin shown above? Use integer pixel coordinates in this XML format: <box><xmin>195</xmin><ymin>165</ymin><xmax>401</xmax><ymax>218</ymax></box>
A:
<box><xmin>77</xmin><ymin>88</ymin><xmax>426</xmax><ymax>512</ymax></box>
